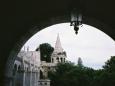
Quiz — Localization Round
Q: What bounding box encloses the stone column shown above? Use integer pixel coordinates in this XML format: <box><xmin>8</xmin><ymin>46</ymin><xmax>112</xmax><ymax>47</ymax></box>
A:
<box><xmin>27</xmin><ymin>71</ymin><xmax>31</xmax><ymax>86</ymax></box>
<box><xmin>16</xmin><ymin>69</ymin><xmax>26</xmax><ymax>86</ymax></box>
<box><xmin>19</xmin><ymin>60</ymin><xmax>26</xmax><ymax>86</ymax></box>
<box><xmin>28</xmin><ymin>62</ymin><xmax>32</xmax><ymax>86</ymax></box>
<box><xmin>23</xmin><ymin>71</ymin><xmax>26</xmax><ymax>86</ymax></box>
<box><xmin>31</xmin><ymin>71</ymin><xmax>35</xmax><ymax>86</ymax></box>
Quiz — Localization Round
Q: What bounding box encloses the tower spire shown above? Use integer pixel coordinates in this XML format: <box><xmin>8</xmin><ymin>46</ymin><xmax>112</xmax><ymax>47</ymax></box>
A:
<box><xmin>54</xmin><ymin>34</ymin><xmax>63</xmax><ymax>52</ymax></box>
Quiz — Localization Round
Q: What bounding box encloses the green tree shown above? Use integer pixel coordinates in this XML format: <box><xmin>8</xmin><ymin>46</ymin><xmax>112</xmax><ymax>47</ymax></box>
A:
<box><xmin>103</xmin><ymin>56</ymin><xmax>115</xmax><ymax>72</ymax></box>
<box><xmin>92</xmin><ymin>56</ymin><xmax>115</xmax><ymax>86</ymax></box>
<box><xmin>36</xmin><ymin>43</ymin><xmax>54</xmax><ymax>62</ymax></box>
<box><xmin>49</xmin><ymin>62</ymin><xmax>95</xmax><ymax>86</ymax></box>
<box><xmin>49</xmin><ymin>56</ymin><xmax>115</xmax><ymax>86</ymax></box>
<box><xmin>78</xmin><ymin>57</ymin><xmax>83</xmax><ymax>67</ymax></box>
<box><xmin>100</xmin><ymin>56</ymin><xmax>115</xmax><ymax>86</ymax></box>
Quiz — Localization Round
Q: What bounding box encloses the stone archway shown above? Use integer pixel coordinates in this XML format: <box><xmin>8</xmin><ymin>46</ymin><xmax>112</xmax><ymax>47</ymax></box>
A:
<box><xmin>4</xmin><ymin>15</ymin><xmax>115</xmax><ymax>86</ymax></box>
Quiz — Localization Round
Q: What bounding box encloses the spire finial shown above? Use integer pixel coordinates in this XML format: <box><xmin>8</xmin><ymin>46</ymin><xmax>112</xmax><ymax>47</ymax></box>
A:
<box><xmin>54</xmin><ymin>33</ymin><xmax>63</xmax><ymax>52</ymax></box>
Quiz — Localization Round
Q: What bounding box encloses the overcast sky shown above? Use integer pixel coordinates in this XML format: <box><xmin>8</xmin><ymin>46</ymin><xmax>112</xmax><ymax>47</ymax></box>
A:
<box><xmin>21</xmin><ymin>23</ymin><xmax>115</xmax><ymax>69</ymax></box>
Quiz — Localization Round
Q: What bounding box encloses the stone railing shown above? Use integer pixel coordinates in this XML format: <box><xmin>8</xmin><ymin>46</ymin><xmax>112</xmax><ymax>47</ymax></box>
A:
<box><xmin>38</xmin><ymin>79</ymin><xmax>50</xmax><ymax>86</ymax></box>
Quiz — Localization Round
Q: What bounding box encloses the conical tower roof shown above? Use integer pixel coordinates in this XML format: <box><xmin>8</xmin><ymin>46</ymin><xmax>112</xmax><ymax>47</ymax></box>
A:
<box><xmin>54</xmin><ymin>34</ymin><xmax>63</xmax><ymax>52</ymax></box>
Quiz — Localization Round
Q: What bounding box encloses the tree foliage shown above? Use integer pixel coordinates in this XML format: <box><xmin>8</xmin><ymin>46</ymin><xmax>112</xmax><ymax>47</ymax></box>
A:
<box><xmin>78</xmin><ymin>57</ymin><xmax>83</xmax><ymax>67</ymax></box>
<box><xmin>49</xmin><ymin>62</ymin><xmax>94</xmax><ymax>86</ymax></box>
<box><xmin>36</xmin><ymin>43</ymin><xmax>54</xmax><ymax>62</ymax></box>
<box><xmin>49</xmin><ymin>56</ymin><xmax>115</xmax><ymax>86</ymax></box>
<box><xmin>103</xmin><ymin>56</ymin><xmax>115</xmax><ymax>72</ymax></box>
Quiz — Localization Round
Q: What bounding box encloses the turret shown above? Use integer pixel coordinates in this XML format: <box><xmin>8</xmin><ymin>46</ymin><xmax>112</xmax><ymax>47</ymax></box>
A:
<box><xmin>51</xmin><ymin>34</ymin><xmax>66</xmax><ymax>63</ymax></box>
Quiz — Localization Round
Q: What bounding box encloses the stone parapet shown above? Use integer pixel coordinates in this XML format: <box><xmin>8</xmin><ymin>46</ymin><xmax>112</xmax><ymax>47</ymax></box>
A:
<box><xmin>38</xmin><ymin>79</ymin><xmax>50</xmax><ymax>86</ymax></box>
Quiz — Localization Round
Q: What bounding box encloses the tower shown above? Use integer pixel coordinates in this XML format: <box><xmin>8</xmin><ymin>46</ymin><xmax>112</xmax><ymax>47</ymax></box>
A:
<box><xmin>51</xmin><ymin>34</ymin><xmax>67</xmax><ymax>63</ymax></box>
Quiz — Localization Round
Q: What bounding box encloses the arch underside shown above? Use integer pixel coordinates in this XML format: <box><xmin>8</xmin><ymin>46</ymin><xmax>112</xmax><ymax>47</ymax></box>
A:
<box><xmin>5</xmin><ymin>15</ymin><xmax>115</xmax><ymax>86</ymax></box>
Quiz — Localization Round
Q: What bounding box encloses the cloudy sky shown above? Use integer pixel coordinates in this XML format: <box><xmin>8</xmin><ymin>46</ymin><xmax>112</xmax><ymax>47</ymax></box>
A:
<box><xmin>21</xmin><ymin>23</ymin><xmax>115</xmax><ymax>69</ymax></box>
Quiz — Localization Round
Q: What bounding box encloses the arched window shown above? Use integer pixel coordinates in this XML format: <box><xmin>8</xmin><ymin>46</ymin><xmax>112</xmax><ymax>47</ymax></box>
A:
<box><xmin>56</xmin><ymin>57</ymin><xmax>59</xmax><ymax>62</ymax></box>
<box><xmin>45</xmin><ymin>82</ymin><xmax>47</xmax><ymax>85</ymax></box>
<box><xmin>27</xmin><ymin>67</ymin><xmax>29</xmax><ymax>72</ymax></box>
<box><xmin>18</xmin><ymin>65</ymin><xmax>21</xmax><ymax>72</ymax></box>
<box><xmin>40</xmin><ymin>82</ymin><xmax>42</xmax><ymax>85</ymax></box>
<box><xmin>14</xmin><ymin>64</ymin><xmax>17</xmax><ymax>70</ymax></box>
<box><xmin>60</xmin><ymin>58</ymin><xmax>63</xmax><ymax>62</ymax></box>
<box><xmin>40</xmin><ymin>70</ymin><xmax>44</xmax><ymax>79</ymax></box>
<box><xmin>52</xmin><ymin>58</ymin><xmax>54</xmax><ymax>63</ymax></box>
<box><xmin>64</xmin><ymin>58</ymin><xmax>65</xmax><ymax>62</ymax></box>
<box><xmin>13</xmin><ymin>64</ymin><xmax>17</xmax><ymax>76</ymax></box>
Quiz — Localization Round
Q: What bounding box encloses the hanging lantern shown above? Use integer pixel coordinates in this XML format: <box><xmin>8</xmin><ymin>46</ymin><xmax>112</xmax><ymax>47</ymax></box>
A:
<box><xmin>70</xmin><ymin>9</ymin><xmax>82</xmax><ymax>34</ymax></box>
